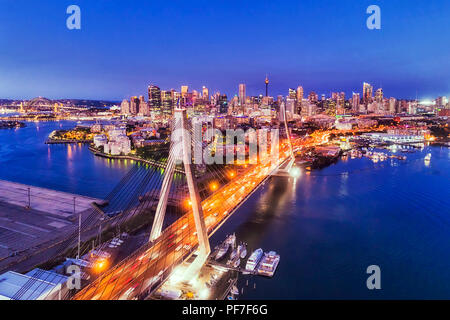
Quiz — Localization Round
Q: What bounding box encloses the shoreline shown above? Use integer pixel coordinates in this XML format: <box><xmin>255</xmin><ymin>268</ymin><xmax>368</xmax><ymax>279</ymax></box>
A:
<box><xmin>45</xmin><ymin>139</ymin><xmax>91</xmax><ymax>144</ymax></box>
<box><xmin>88</xmin><ymin>146</ymin><xmax>184</xmax><ymax>173</ymax></box>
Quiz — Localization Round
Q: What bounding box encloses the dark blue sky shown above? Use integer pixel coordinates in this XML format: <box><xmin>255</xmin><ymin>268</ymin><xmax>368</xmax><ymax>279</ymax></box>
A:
<box><xmin>0</xmin><ymin>0</ymin><xmax>448</xmax><ymax>101</ymax></box>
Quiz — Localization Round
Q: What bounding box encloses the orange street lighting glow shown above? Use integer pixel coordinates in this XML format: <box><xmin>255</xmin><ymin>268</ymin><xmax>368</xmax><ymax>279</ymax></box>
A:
<box><xmin>93</xmin><ymin>258</ymin><xmax>108</xmax><ymax>273</ymax></box>
<box><xmin>209</xmin><ymin>182</ymin><xmax>219</xmax><ymax>191</ymax></box>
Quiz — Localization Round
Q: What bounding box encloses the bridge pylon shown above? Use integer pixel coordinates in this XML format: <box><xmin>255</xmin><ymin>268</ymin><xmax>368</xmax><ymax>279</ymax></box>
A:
<box><xmin>280</xmin><ymin>101</ymin><xmax>295</xmax><ymax>161</ymax></box>
<box><xmin>272</xmin><ymin>102</ymin><xmax>296</xmax><ymax>176</ymax></box>
<box><xmin>149</xmin><ymin>108</ymin><xmax>211</xmax><ymax>279</ymax></box>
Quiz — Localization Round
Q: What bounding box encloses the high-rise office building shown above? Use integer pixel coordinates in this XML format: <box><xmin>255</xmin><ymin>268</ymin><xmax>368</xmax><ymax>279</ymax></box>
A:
<box><xmin>120</xmin><ymin>99</ymin><xmax>130</xmax><ymax>115</ymax></box>
<box><xmin>308</xmin><ymin>91</ymin><xmax>318</xmax><ymax>103</ymax></box>
<box><xmin>296</xmin><ymin>86</ymin><xmax>304</xmax><ymax>114</ymax></box>
<box><xmin>363</xmin><ymin>82</ymin><xmax>373</xmax><ymax>103</ymax></box>
<box><xmin>202</xmin><ymin>86</ymin><xmax>209</xmax><ymax>102</ymax></box>
<box><xmin>173</xmin><ymin>91</ymin><xmax>181</xmax><ymax>107</ymax></box>
<box><xmin>161</xmin><ymin>90</ymin><xmax>174</xmax><ymax>116</ymax></box>
<box><xmin>238</xmin><ymin>84</ymin><xmax>246</xmax><ymax>105</ymax></box>
<box><xmin>296</xmin><ymin>86</ymin><xmax>304</xmax><ymax>102</ymax></box>
<box><xmin>389</xmin><ymin>97</ymin><xmax>397</xmax><ymax>114</ymax></box>
<box><xmin>375</xmin><ymin>88</ymin><xmax>383</xmax><ymax>103</ymax></box>
<box><xmin>148</xmin><ymin>85</ymin><xmax>162</xmax><ymax>114</ymax></box>
<box><xmin>352</xmin><ymin>93</ymin><xmax>360</xmax><ymax>112</ymax></box>
<box><xmin>435</xmin><ymin>96</ymin><xmax>444</xmax><ymax>108</ymax></box>
<box><xmin>218</xmin><ymin>94</ymin><xmax>228</xmax><ymax>114</ymax></box>
<box><xmin>288</xmin><ymin>88</ymin><xmax>296</xmax><ymax>100</ymax></box>
<box><xmin>181</xmin><ymin>86</ymin><xmax>189</xmax><ymax>98</ymax></box>
<box><xmin>138</xmin><ymin>95</ymin><xmax>150</xmax><ymax>116</ymax></box>
<box><xmin>337</xmin><ymin>92</ymin><xmax>345</xmax><ymax>108</ymax></box>
<box><xmin>130</xmin><ymin>96</ymin><xmax>139</xmax><ymax>115</ymax></box>
<box><xmin>286</xmin><ymin>98</ymin><xmax>296</xmax><ymax>117</ymax></box>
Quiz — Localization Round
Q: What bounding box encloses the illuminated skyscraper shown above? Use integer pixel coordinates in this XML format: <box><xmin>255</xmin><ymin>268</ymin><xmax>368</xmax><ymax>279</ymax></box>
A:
<box><xmin>148</xmin><ymin>85</ymin><xmax>162</xmax><ymax>114</ymax></box>
<box><xmin>172</xmin><ymin>90</ymin><xmax>181</xmax><ymax>105</ymax></box>
<box><xmin>138</xmin><ymin>95</ymin><xmax>150</xmax><ymax>116</ymax></box>
<box><xmin>308</xmin><ymin>91</ymin><xmax>318</xmax><ymax>103</ymax></box>
<box><xmin>296</xmin><ymin>86</ymin><xmax>303</xmax><ymax>102</ymax></box>
<box><xmin>375</xmin><ymin>88</ymin><xmax>383</xmax><ymax>103</ymax></box>
<box><xmin>161</xmin><ymin>90</ymin><xmax>174</xmax><ymax>116</ymax></box>
<box><xmin>389</xmin><ymin>97</ymin><xmax>397</xmax><ymax>114</ymax></box>
<box><xmin>286</xmin><ymin>98</ymin><xmax>296</xmax><ymax>117</ymax></box>
<box><xmin>338</xmin><ymin>92</ymin><xmax>345</xmax><ymax>108</ymax></box>
<box><xmin>352</xmin><ymin>93</ymin><xmax>360</xmax><ymax>112</ymax></box>
<box><xmin>265</xmin><ymin>75</ymin><xmax>269</xmax><ymax>97</ymax></box>
<box><xmin>218</xmin><ymin>94</ymin><xmax>228</xmax><ymax>114</ymax></box>
<box><xmin>202</xmin><ymin>86</ymin><xmax>209</xmax><ymax>101</ymax></box>
<box><xmin>238</xmin><ymin>84</ymin><xmax>246</xmax><ymax>105</ymax></box>
<box><xmin>181</xmin><ymin>86</ymin><xmax>189</xmax><ymax>98</ymax></box>
<box><xmin>130</xmin><ymin>96</ymin><xmax>139</xmax><ymax>115</ymax></box>
<box><xmin>363</xmin><ymin>82</ymin><xmax>373</xmax><ymax>103</ymax></box>
<box><xmin>120</xmin><ymin>99</ymin><xmax>130</xmax><ymax>115</ymax></box>
<box><xmin>288</xmin><ymin>88</ymin><xmax>296</xmax><ymax>100</ymax></box>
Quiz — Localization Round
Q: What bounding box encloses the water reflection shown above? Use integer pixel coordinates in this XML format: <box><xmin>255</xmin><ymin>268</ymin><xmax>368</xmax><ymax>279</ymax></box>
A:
<box><xmin>0</xmin><ymin>121</ymin><xmax>131</xmax><ymax>198</ymax></box>
<box><xmin>214</xmin><ymin>145</ymin><xmax>450</xmax><ymax>299</ymax></box>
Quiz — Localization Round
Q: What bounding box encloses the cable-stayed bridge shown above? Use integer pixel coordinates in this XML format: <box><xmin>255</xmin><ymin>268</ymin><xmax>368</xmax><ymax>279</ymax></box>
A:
<box><xmin>73</xmin><ymin>106</ymin><xmax>296</xmax><ymax>300</ymax></box>
<box><xmin>11</xmin><ymin>103</ymin><xmax>335</xmax><ymax>301</ymax></box>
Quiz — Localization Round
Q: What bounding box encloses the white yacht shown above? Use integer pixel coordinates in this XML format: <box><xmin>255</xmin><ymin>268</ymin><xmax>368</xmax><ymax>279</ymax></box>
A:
<box><xmin>257</xmin><ymin>251</ymin><xmax>280</xmax><ymax>277</ymax></box>
<box><xmin>238</xmin><ymin>243</ymin><xmax>247</xmax><ymax>259</ymax></box>
<box><xmin>245</xmin><ymin>248</ymin><xmax>263</xmax><ymax>272</ymax></box>
<box><xmin>215</xmin><ymin>234</ymin><xmax>236</xmax><ymax>260</ymax></box>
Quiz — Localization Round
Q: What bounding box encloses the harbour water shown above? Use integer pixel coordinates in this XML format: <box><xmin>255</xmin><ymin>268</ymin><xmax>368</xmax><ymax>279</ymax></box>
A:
<box><xmin>0</xmin><ymin>121</ymin><xmax>449</xmax><ymax>299</ymax></box>
<box><xmin>0</xmin><ymin>121</ymin><xmax>129</xmax><ymax>198</ymax></box>
<box><xmin>211</xmin><ymin>145</ymin><xmax>450</xmax><ymax>299</ymax></box>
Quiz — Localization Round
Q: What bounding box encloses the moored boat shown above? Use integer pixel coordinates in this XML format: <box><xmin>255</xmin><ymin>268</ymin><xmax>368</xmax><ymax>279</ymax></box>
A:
<box><xmin>216</xmin><ymin>234</ymin><xmax>236</xmax><ymax>260</ymax></box>
<box><xmin>230</xmin><ymin>248</ymin><xmax>238</xmax><ymax>260</ymax></box>
<box><xmin>245</xmin><ymin>248</ymin><xmax>263</xmax><ymax>272</ymax></box>
<box><xmin>239</xmin><ymin>243</ymin><xmax>247</xmax><ymax>259</ymax></box>
<box><xmin>257</xmin><ymin>251</ymin><xmax>280</xmax><ymax>277</ymax></box>
<box><xmin>230</xmin><ymin>285</ymin><xmax>239</xmax><ymax>295</ymax></box>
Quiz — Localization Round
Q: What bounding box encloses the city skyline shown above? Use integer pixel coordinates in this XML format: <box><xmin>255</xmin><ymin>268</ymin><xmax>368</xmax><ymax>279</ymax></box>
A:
<box><xmin>0</xmin><ymin>79</ymin><xmax>444</xmax><ymax>104</ymax></box>
<box><xmin>1</xmin><ymin>0</ymin><xmax>449</xmax><ymax>100</ymax></box>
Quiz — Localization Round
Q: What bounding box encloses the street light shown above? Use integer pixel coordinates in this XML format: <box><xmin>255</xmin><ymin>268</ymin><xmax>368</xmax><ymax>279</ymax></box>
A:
<box><xmin>289</xmin><ymin>167</ymin><xmax>301</xmax><ymax>179</ymax></box>
<box><xmin>209</xmin><ymin>182</ymin><xmax>219</xmax><ymax>192</ymax></box>
<box><xmin>93</xmin><ymin>258</ymin><xmax>108</xmax><ymax>273</ymax></box>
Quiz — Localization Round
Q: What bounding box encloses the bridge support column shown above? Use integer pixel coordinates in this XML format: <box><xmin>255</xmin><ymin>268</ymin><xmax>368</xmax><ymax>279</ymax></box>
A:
<box><xmin>149</xmin><ymin>150</ymin><xmax>176</xmax><ymax>241</ymax></box>
<box><xmin>150</xmin><ymin>108</ymin><xmax>210</xmax><ymax>280</ymax></box>
<box><xmin>281</xmin><ymin>101</ymin><xmax>295</xmax><ymax>161</ymax></box>
<box><xmin>179</xmin><ymin>108</ymin><xmax>211</xmax><ymax>281</ymax></box>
